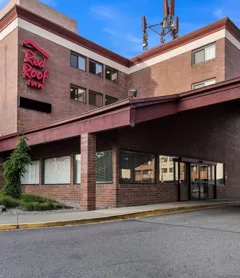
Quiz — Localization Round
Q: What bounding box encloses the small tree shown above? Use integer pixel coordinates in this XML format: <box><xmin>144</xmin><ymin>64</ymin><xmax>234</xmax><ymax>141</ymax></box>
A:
<box><xmin>3</xmin><ymin>135</ymin><xmax>31</xmax><ymax>198</ymax></box>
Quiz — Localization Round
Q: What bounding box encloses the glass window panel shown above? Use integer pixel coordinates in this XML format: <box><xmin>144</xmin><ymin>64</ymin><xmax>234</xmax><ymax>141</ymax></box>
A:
<box><xmin>105</xmin><ymin>67</ymin><xmax>118</xmax><ymax>83</ymax></box>
<box><xmin>216</xmin><ymin>163</ymin><xmax>224</xmax><ymax>184</ymax></box>
<box><xmin>70</xmin><ymin>53</ymin><xmax>78</xmax><ymax>68</ymax></box>
<box><xmin>89</xmin><ymin>91</ymin><xmax>103</xmax><ymax>107</ymax></box>
<box><xmin>159</xmin><ymin>155</ymin><xmax>175</xmax><ymax>183</ymax></box>
<box><xmin>192</xmin><ymin>83</ymin><xmax>205</xmax><ymax>90</ymax></box>
<box><xmin>78</xmin><ymin>56</ymin><xmax>86</xmax><ymax>71</ymax></box>
<box><xmin>105</xmin><ymin>95</ymin><xmax>118</xmax><ymax>106</ymax></box>
<box><xmin>74</xmin><ymin>154</ymin><xmax>81</xmax><ymax>184</ymax></box>
<box><xmin>119</xmin><ymin>151</ymin><xmax>155</xmax><ymax>184</ymax></box>
<box><xmin>70</xmin><ymin>85</ymin><xmax>86</xmax><ymax>102</ymax></box>
<box><xmin>204</xmin><ymin>78</ymin><xmax>216</xmax><ymax>86</ymax></box>
<box><xmin>89</xmin><ymin>60</ymin><xmax>103</xmax><ymax>77</ymax></box>
<box><xmin>96</xmin><ymin>63</ymin><xmax>103</xmax><ymax>77</ymax></box>
<box><xmin>21</xmin><ymin>160</ymin><xmax>40</xmax><ymax>184</ymax></box>
<box><xmin>205</xmin><ymin>44</ymin><xmax>216</xmax><ymax>61</ymax></box>
<box><xmin>89</xmin><ymin>60</ymin><xmax>96</xmax><ymax>74</ymax></box>
<box><xmin>194</xmin><ymin>49</ymin><xmax>205</xmax><ymax>64</ymax></box>
<box><xmin>96</xmin><ymin>150</ymin><xmax>113</xmax><ymax>183</ymax></box>
<box><xmin>44</xmin><ymin>156</ymin><xmax>71</xmax><ymax>184</ymax></box>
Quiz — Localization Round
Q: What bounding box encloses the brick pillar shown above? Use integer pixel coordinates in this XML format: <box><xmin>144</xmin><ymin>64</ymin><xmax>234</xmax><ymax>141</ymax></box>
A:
<box><xmin>80</xmin><ymin>133</ymin><xmax>96</xmax><ymax>211</ymax></box>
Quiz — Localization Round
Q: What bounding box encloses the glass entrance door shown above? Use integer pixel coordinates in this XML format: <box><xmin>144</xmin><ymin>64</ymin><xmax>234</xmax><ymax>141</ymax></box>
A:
<box><xmin>190</xmin><ymin>164</ymin><xmax>212</xmax><ymax>200</ymax></box>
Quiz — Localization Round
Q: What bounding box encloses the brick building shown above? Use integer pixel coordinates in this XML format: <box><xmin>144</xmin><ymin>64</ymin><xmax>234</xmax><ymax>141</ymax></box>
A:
<box><xmin>0</xmin><ymin>0</ymin><xmax>240</xmax><ymax>210</ymax></box>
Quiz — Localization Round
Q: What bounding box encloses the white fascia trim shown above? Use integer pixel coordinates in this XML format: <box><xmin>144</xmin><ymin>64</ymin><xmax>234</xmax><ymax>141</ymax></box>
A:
<box><xmin>2</xmin><ymin>18</ymin><xmax>240</xmax><ymax>75</ymax></box>
<box><xmin>225</xmin><ymin>30</ymin><xmax>240</xmax><ymax>50</ymax></box>
<box><xmin>0</xmin><ymin>18</ymin><xmax>18</xmax><ymax>40</ymax></box>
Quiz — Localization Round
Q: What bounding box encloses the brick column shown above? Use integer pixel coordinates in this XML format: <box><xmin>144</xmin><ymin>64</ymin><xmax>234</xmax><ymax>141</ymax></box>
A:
<box><xmin>80</xmin><ymin>133</ymin><xmax>96</xmax><ymax>211</ymax></box>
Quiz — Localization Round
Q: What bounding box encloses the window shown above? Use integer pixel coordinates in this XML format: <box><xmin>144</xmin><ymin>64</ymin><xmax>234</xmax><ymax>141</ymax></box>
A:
<box><xmin>192</xmin><ymin>78</ymin><xmax>216</xmax><ymax>90</ymax></box>
<box><xmin>105</xmin><ymin>66</ymin><xmax>118</xmax><ymax>83</ymax></box>
<box><xmin>119</xmin><ymin>150</ymin><xmax>155</xmax><ymax>184</ymax></box>
<box><xmin>44</xmin><ymin>156</ymin><xmax>71</xmax><ymax>184</ymax></box>
<box><xmin>105</xmin><ymin>95</ymin><xmax>118</xmax><ymax>106</ymax></box>
<box><xmin>96</xmin><ymin>150</ymin><xmax>113</xmax><ymax>183</ymax></box>
<box><xmin>21</xmin><ymin>161</ymin><xmax>40</xmax><ymax>184</ymax></box>
<box><xmin>89</xmin><ymin>60</ymin><xmax>103</xmax><ymax>77</ymax></box>
<box><xmin>216</xmin><ymin>163</ymin><xmax>225</xmax><ymax>184</ymax></box>
<box><xmin>70</xmin><ymin>85</ymin><xmax>86</xmax><ymax>102</ymax></box>
<box><xmin>89</xmin><ymin>91</ymin><xmax>103</xmax><ymax>107</ymax></box>
<box><xmin>70</xmin><ymin>52</ymin><xmax>86</xmax><ymax>71</ymax></box>
<box><xmin>74</xmin><ymin>154</ymin><xmax>81</xmax><ymax>184</ymax></box>
<box><xmin>193</xmin><ymin>44</ymin><xmax>216</xmax><ymax>65</ymax></box>
<box><xmin>159</xmin><ymin>155</ymin><xmax>175</xmax><ymax>183</ymax></box>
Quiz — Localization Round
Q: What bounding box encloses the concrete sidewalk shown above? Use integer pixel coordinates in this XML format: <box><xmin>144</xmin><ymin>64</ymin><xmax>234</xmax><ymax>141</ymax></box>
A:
<box><xmin>1</xmin><ymin>199</ymin><xmax>240</xmax><ymax>231</ymax></box>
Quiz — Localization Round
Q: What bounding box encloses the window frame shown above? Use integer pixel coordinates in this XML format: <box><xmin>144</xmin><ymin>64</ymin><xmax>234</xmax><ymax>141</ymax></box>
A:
<box><xmin>119</xmin><ymin>149</ymin><xmax>156</xmax><ymax>185</ymax></box>
<box><xmin>105</xmin><ymin>95</ymin><xmax>118</xmax><ymax>106</ymax></box>
<box><xmin>21</xmin><ymin>160</ymin><xmax>40</xmax><ymax>185</ymax></box>
<box><xmin>43</xmin><ymin>155</ymin><xmax>71</xmax><ymax>185</ymax></box>
<box><xmin>70</xmin><ymin>52</ymin><xmax>87</xmax><ymax>71</ymax></box>
<box><xmin>192</xmin><ymin>43</ymin><xmax>216</xmax><ymax>65</ymax></box>
<box><xmin>89</xmin><ymin>59</ymin><xmax>103</xmax><ymax>78</ymax></box>
<box><xmin>96</xmin><ymin>150</ymin><xmax>113</xmax><ymax>184</ymax></box>
<box><xmin>105</xmin><ymin>66</ymin><xmax>118</xmax><ymax>83</ymax></box>
<box><xmin>70</xmin><ymin>84</ymin><xmax>86</xmax><ymax>103</ymax></box>
<box><xmin>192</xmin><ymin>78</ymin><xmax>216</xmax><ymax>90</ymax></box>
<box><xmin>88</xmin><ymin>90</ymin><xmax>103</xmax><ymax>107</ymax></box>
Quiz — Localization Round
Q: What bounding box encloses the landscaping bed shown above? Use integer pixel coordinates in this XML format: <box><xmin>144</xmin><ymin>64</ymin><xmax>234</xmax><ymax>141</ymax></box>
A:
<box><xmin>0</xmin><ymin>193</ymin><xmax>68</xmax><ymax>212</ymax></box>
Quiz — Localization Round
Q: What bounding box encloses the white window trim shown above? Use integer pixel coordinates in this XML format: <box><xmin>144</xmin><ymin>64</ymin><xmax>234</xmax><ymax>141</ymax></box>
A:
<box><xmin>193</xmin><ymin>43</ymin><xmax>216</xmax><ymax>65</ymax></box>
<box><xmin>192</xmin><ymin>78</ymin><xmax>216</xmax><ymax>90</ymax></box>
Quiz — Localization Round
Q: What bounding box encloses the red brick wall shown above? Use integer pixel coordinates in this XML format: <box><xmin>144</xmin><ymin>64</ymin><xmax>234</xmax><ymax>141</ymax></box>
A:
<box><xmin>225</xmin><ymin>39</ymin><xmax>240</xmax><ymax>80</ymax></box>
<box><xmin>128</xmin><ymin>38</ymin><xmax>226</xmax><ymax>98</ymax></box>
<box><xmin>17</xmin><ymin>28</ymin><xmax>129</xmax><ymax>131</ymax></box>
<box><xmin>117</xmin><ymin>183</ymin><xmax>177</xmax><ymax>207</ymax></box>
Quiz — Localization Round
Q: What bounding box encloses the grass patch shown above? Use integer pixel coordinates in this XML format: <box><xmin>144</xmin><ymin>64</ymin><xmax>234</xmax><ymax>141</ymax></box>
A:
<box><xmin>0</xmin><ymin>193</ymin><xmax>65</xmax><ymax>211</ymax></box>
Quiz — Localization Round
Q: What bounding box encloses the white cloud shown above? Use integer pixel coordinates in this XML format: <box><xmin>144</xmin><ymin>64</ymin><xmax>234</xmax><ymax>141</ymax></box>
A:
<box><xmin>213</xmin><ymin>9</ymin><xmax>224</xmax><ymax>19</ymax></box>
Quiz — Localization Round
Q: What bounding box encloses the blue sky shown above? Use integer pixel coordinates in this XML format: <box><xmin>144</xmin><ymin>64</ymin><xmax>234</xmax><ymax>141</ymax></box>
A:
<box><xmin>1</xmin><ymin>0</ymin><xmax>240</xmax><ymax>57</ymax></box>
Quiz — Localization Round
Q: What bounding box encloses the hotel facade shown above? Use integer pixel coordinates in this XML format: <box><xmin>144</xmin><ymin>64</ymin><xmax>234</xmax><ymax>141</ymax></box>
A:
<box><xmin>0</xmin><ymin>0</ymin><xmax>240</xmax><ymax>210</ymax></box>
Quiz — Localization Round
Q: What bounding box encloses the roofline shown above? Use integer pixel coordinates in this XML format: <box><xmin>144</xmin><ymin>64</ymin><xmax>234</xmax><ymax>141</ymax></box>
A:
<box><xmin>1</xmin><ymin>77</ymin><xmax>240</xmax><ymax>142</ymax></box>
<box><xmin>0</xmin><ymin>5</ymin><xmax>239</xmax><ymax>69</ymax></box>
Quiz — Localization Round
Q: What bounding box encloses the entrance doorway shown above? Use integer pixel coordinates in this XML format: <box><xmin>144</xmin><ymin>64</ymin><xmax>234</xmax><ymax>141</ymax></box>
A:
<box><xmin>174</xmin><ymin>159</ymin><xmax>217</xmax><ymax>201</ymax></box>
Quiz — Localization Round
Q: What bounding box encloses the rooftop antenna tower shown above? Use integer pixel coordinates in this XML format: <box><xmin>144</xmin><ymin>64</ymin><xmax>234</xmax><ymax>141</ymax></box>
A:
<box><xmin>142</xmin><ymin>0</ymin><xmax>179</xmax><ymax>51</ymax></box>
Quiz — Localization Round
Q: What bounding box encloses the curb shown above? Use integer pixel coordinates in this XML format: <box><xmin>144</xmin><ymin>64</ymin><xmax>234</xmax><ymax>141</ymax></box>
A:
<box><xmin>0</xmin><ymin>201</ymin><xmax>240</xmax><ymax>231</ymax></box>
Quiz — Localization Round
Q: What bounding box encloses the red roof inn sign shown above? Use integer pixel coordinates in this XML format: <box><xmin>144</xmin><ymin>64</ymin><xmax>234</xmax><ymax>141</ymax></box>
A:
<box><xmin>23</xmin><ymin>40</ymin><xmax>50</xmax><ymax>89</ymax></box>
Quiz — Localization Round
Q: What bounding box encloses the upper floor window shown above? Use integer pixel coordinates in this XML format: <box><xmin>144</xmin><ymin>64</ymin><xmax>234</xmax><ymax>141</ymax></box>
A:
<box><xmin>193</xmin><ymin>44</ymin><xmax>216</xmax><ymax>65</ymax></box>
<box><xmin>105</xmin><ymin>66</ymin><xmax>118</xmax><ymax>83</ymax></box>
<box><xmin>192</xmin><ymin>78</ymin><xmax>216</xmax><ymax>90</ymax></box>
<box><xmin>105</xmin><ymin>95</ymin><xmax>118</xmax><ymax>106</ymax></box>
<box><xmin>89</xmin><ymin>60</ymin><xmax>103</xmax><ymax>77</ymax></box>
<box><xmin>70</xmin><ymin>85</ymin><xmax>86</xmax><ymax>103</ymax></box>
<box><xmin>89</xmin><ymin>90</ymin><xmax>103</xmax><ymax>107</ymax></box>
<box><xmin>70</xmin><ymin>52</ymin><xmax>86</xmax><ymax>71</ymax></box>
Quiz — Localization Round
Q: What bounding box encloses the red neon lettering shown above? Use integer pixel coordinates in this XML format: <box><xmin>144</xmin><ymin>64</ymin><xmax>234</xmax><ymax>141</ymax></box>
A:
<box><xmin>23</xmin><ymin>41</ymin><xmax>50</xmax><ymax>89</ymax></box>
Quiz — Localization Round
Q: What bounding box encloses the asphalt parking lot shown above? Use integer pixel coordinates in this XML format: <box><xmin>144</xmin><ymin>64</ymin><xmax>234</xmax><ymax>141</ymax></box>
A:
<box><xmin>1</xmin><ymin>206</ymin><xmax>240</xmax><ymax>278</ymax></box>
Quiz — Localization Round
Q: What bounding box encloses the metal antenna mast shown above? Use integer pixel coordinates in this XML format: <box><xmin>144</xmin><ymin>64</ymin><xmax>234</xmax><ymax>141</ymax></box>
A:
<box><xmin>142</xmin><ymin>0</ymin><xmax>179</xmax><ymax>51</ymax></box>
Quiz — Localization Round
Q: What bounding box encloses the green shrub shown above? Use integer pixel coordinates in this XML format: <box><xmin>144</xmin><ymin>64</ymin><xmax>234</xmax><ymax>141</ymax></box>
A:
<box><xmin>20</xmin><ymin>194</ymin><xmax>48</xmax><ymax>203</ymax></box>
<box><xmin>0</xmin><ymin>196</ymin><xmax>20</xmax><ymax>208</ymax></box>
<box><xmin>3</xmin><ymin>136</ymin><xmax>31</xmax><ymax>199</ymax></box>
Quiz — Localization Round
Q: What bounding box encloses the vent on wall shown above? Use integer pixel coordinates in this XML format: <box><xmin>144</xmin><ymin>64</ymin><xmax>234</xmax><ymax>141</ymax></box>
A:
<box><xmin>18</xmin><ymin>96</ymin><xmax>52</xmax><ymax>113</ymax></box>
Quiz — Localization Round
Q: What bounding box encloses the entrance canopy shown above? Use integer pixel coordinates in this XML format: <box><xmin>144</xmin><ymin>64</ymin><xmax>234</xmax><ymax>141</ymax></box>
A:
<box><xmin>1</xmin><ymin>77</ymin><xmax>240</xmax><ymax>152</ymax></box>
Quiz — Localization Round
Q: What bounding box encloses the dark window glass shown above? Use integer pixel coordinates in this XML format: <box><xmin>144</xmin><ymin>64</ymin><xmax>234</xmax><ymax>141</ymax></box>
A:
<box><xmin>70</xmin><ymin>52</ymin><xmax>86</xmax><ymax>71</ymax></box>
<box><xmin>89</xmin><ymin>60</ymin><xmax>103</xmax><ymax>77</ymax></box>
<box><xmin>96</xmin><ymin>151</ymin><xmax>113</xmax><ymax>183</ymax></box>
<box><xmin>70</xmin><ymin>85</ymin><xmax>86</xmax><ymax>102</ymax></box>
<box><xmin>119</xmin><ymin>150</ymin><xmax>155</xmax><ymax>184</ymax></box>
<box><xmin>105</xmin><ymin>95</ymin><xmax>118</xmax><ymax>106</ymax></box>
<box><xmin>89</xmin><ymin>91</ymin><xmax>103</xmax><ymax>107</ymax></box>
<box><xmin>105</xmin><ymin>67</ymin><xmax>118</xmax><ymax>83</ymax></box>
<box><xmin>70</xmin><ymin>53</ymin><xmax>78</xmax><ymax>68</ymax></box>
